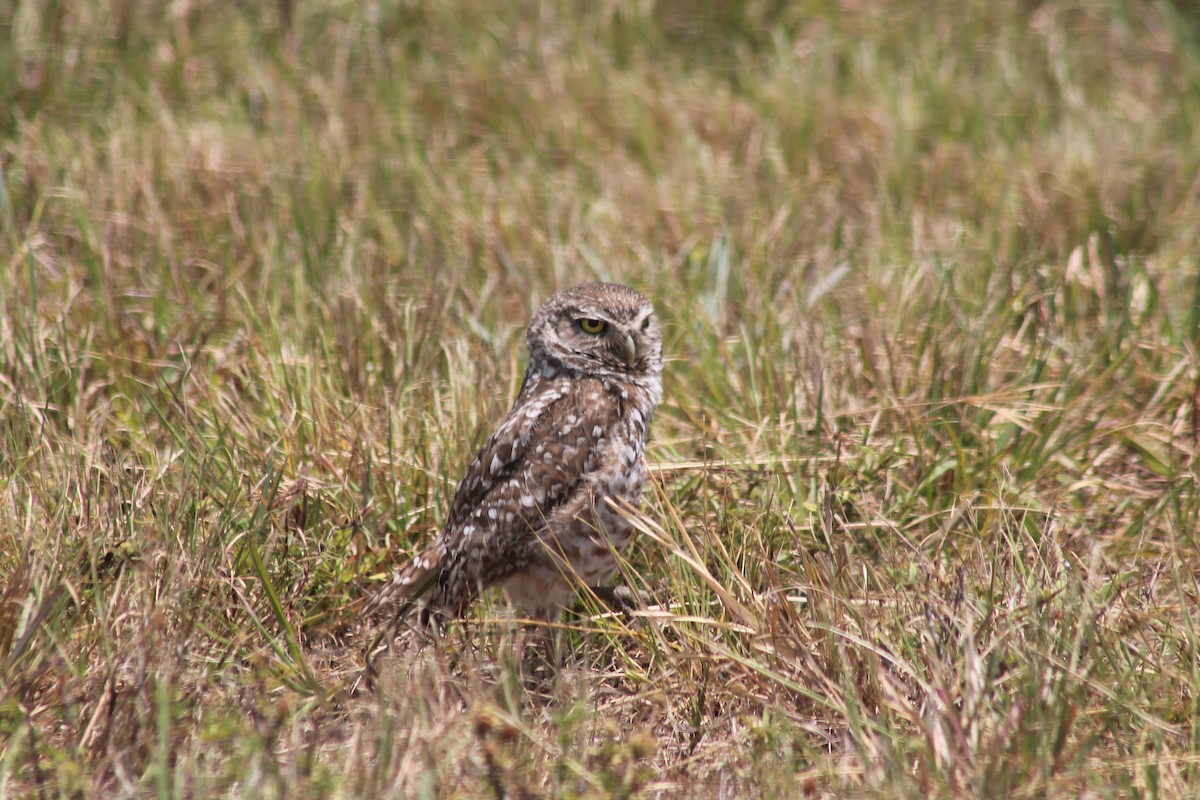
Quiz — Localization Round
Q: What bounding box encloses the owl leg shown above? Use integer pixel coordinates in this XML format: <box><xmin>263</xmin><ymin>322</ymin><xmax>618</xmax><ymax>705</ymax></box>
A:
<box><xmin>583</xmin><ymin>584</ymin><xmax>647</xmax><ymax>614</ymax></box>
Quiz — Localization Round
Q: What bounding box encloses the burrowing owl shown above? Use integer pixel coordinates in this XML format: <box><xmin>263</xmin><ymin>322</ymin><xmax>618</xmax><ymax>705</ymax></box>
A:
<box><xmin>368</xmin><ymin>282</ymin><xmax>663</xmax><ymax>622</ymax></box>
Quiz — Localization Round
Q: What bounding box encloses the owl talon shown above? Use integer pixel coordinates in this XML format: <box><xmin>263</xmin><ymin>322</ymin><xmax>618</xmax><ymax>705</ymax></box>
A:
<box><xmin>585</xmin><ymin>584</ymin><xmax>645</xmax><ymax>614</ymax></box>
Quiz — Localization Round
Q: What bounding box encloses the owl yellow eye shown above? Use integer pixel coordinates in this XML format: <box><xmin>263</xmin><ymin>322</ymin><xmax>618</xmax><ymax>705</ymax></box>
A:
<box><xmin>578</xmin><ymin>318</ymin><xmax>607</xmax><ymax>334</ymax></box>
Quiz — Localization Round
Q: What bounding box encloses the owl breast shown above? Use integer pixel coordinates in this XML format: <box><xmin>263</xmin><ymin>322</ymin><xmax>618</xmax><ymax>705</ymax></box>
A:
<box><xmin>500</xmin><ymin>376</ymin><xmax>660</xmax><ymax>616</ymax></box>
<box><xmin>589</xmin><ymin>382</ymin><xmax>655</xmax><ymax>556</ymax></box>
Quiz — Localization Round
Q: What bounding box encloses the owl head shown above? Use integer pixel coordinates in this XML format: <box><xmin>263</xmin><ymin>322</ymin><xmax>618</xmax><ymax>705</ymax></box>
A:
<box><xmin>526</xmin><ymin>282</ymin><xmax>663</xmax><ymax>382</ymax></box>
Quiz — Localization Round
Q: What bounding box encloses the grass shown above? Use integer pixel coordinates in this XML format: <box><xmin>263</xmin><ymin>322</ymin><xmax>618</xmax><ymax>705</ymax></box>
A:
<box><xmin>4</xmin><ymin>0</ymin><xmax>1200</xmax><ymax>796</ymax></box>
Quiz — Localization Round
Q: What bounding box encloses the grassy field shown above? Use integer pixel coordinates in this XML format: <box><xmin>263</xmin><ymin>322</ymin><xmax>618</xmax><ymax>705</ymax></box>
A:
<box><xmin>4</xmin><ymin>0</ymin><xmax>1200</xmax><ymax>796</ymax></box>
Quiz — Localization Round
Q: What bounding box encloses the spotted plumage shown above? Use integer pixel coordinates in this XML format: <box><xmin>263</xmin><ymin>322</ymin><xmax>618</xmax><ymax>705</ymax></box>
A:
<box><xmin>365</xmin><ymin>282</ymin><xmax>663</xmax><ymax>621</ymax></box>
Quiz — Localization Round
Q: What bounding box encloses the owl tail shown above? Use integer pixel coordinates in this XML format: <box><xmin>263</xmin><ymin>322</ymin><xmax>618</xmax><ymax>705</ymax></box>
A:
<box><xmin>357</xmin><ymin>546</ymin><xmax>447</xmax><ymax>690</ymax></box>
<box><xmin>361</xmin><ymin>545</ymin><xmax>444</xmax><ymax>622</ymax></box>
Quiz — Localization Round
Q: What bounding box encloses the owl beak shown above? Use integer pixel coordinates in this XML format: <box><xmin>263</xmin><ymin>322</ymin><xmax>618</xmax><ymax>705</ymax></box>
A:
<box><xmin>622</xmin><ymin>333</ymin><xmax>638</xmax><ymax>367</ymax></box>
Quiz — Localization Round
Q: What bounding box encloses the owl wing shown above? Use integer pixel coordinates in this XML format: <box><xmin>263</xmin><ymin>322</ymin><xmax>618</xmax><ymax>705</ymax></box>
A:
<box><xmin>363</xmin><ymin>377</ymin><xmax>613</xmax><ymax>618</ymax></box>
